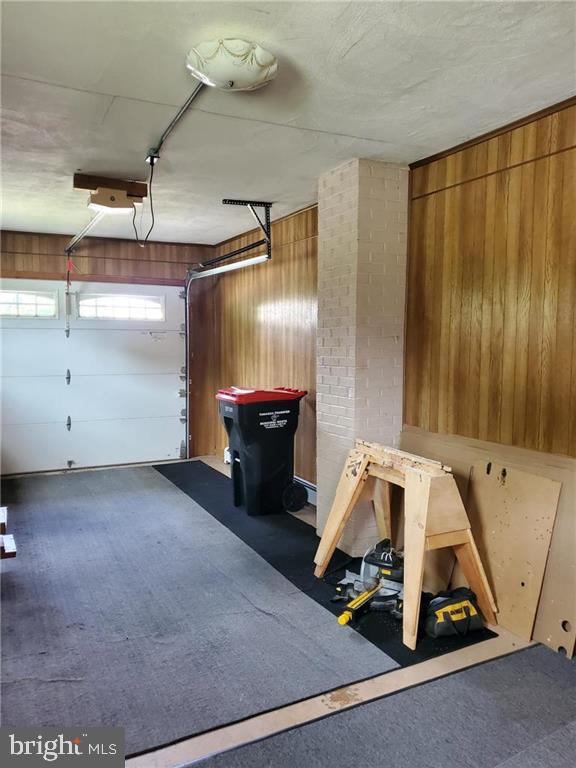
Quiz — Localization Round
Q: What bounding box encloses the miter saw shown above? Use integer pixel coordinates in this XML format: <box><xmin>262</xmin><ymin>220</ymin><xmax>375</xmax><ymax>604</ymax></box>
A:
<box><xmin>332</xmin><ymin>539</ymin><xmax>404</xmax><ymax>626</ymax></box>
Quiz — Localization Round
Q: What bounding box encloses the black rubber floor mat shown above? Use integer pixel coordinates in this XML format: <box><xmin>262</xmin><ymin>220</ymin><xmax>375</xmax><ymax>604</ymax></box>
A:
<box><xmin>155</xmin><ymin>461</ymin><xmax>497</xmax><ymax>667</ymax></box>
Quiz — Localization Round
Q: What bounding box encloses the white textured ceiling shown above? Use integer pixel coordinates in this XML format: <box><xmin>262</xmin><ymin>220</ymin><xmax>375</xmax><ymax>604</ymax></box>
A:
<box><xmin>1</xmin><ymin>1</ymin><xmax>575</xmax><ymax>243</ymax></box>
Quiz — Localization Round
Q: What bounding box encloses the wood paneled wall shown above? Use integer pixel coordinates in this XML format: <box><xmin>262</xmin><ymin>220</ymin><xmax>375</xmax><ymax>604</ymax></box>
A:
<box><xmin>187</xmin><ymin>273</ymin><xmax>219</xmax><ymax>460</ymax></box>
<box><xmin>188</xmin><ymin>206</ymin><xmax>318</xmax><ymax>483</ymax></box>
<box><xmin>405</xmin><ymin>101</ymin><xmax>576</xmax><ymax>457</ymax></box>
<box><xmin>1</xmin><ymin>230</ymin><xmax>211</xmax><ymax>285</ymax></box>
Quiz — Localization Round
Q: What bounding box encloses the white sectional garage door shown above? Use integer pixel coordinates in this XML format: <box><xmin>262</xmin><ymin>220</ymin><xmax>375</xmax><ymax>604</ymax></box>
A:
<box><xmin>1</xmin><ymin>279</ymin><xmax>186</xmax><ymax>474</ymax></box>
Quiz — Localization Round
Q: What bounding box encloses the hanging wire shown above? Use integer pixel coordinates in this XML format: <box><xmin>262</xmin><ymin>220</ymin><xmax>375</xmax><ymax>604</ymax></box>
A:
<box><xmin>138</xmin><ymin>191</ymin><xmax>145</xmax><ymax>232</ymax></box>
<box><xmin>132</xmin><ymin>160</ymin><xmax>156</xmax><ymax>247</ymax></box>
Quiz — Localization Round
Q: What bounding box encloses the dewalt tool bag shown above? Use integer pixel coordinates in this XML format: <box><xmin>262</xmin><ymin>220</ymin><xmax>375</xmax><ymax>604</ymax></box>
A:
<box><xmin>425</xmin><ymin>587</ymin><xmax>484</xmax><ymax>639</ymax></box>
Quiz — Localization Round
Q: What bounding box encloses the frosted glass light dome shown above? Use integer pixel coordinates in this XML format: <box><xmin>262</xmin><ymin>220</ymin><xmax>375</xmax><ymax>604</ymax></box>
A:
<box><xmin>186</xmin><ymin>38</ymin><xmax>278</xmax><ymax>91</ymax></box>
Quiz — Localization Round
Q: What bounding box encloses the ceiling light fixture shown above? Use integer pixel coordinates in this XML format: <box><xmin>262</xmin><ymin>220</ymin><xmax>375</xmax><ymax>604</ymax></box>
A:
<box><xmin>186</xmin><ymin>38</ymin><xmax>278</xmax><ymax>91</ymax></box>
<box><xmin>88</xmin><ymin>187</ymin><xmax>140</xmax><ymax>214</ymax></box>
<box><xmin>189</xmin><ymin>254</ymin><xmax>269</xmax><ymax>280</ymax></box>
<box><xmin>67</xmin><ymin>177</ymin><xmax>147</xmax><ymax>256</ymax></box>
<box><xmin>146</xmin><ymin>38</ymin><xmax>277</xmax><ymax>165</ymax></box>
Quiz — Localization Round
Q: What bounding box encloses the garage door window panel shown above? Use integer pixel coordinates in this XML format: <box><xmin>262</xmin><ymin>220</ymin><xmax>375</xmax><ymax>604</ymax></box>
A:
<box><xmin>0</xmin><ymin>290</ymin><xmax>58</xmax><ymax>318</ymax></box>
<box><xmin>77</xmin><ymin>294</ymin><xmax>165</xmax><ymax>321</ymax></box>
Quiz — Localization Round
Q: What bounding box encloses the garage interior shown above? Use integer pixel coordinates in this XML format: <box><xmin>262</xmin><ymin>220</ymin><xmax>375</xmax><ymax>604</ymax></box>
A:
<box><xmin>1</xmin><ymin>2</ymin><xmax>575</xmax><ymax>767</ymax></box>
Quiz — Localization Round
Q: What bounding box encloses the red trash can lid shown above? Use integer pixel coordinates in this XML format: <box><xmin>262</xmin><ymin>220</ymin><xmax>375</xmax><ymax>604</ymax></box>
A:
<box><xmin>216</xmin><ymin>387</ymin><xmax>307</xmax><ymax>404</ymax></box>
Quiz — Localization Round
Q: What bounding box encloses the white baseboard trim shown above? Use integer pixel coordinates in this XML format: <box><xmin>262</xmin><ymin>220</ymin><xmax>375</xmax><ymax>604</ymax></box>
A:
<box><xmin>295</xmin><ymin>476</ymin><xmax>316</xmax><ymax>506</ymax></box>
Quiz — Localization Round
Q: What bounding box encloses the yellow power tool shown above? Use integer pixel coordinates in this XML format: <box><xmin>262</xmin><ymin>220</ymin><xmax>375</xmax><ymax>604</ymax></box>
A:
<box><xmin>337</xmin><ymin>584</ymin><xmax>382</xmax><ymax>625</ymax></box>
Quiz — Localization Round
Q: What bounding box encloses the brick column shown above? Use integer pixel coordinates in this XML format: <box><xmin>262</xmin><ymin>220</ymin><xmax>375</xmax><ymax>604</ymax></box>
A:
<box><xmin>316</xmin><ymin>158</ymin><xmax>408</xmax><ymax>555</ymax></box>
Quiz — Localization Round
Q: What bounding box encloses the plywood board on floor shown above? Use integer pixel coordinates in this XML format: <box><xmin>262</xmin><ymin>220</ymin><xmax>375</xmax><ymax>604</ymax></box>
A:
<box><xmin>465</xmin><ymin>463</ymin><xmax>561</xmax><ymax>640</ymax></box>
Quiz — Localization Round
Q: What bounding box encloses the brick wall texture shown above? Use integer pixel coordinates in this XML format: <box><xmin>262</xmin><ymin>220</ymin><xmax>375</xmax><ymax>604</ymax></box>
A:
<box><xmin>316</xmin><ymin>158</ymin><xmax>409</xmax><ymax>555</ymax></box>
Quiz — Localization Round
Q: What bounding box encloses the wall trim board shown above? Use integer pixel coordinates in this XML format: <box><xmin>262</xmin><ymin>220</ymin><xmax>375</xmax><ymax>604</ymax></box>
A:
<box><xmin>400</xmin><ymin>426</ymin><xmax>576</xmax><ymax>658</ymax></box>
<box><xmin>410</xmin><ymin>94</ymin><xmax>576</xmax><ymax>170</ymax></box>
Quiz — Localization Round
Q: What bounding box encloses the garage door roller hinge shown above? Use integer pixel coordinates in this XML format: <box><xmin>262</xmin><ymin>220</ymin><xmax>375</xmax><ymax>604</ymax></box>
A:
<box><xmin>65</xmin><ymin>369</ymin><xmax>71</xmax><ymax>385</ymax></box>
<box><xmin>66</xmin><ymin>416</ymin><xmax>72</xmax><ymax>431</ymax></box>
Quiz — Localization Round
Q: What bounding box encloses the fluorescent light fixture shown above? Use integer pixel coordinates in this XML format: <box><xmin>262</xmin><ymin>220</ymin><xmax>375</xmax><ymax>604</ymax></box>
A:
<box><xmin>190</xmin><ymin>254</ymin><xmax>268</xmax><ymax>279</ymax></box>
<box><xmin>88</xmin><ymin>202</ymin><xmax>134</xmax><ymax>215</ymax></box>
<box><xmin>88</xmin><ymin>187</ymin><xmax>139</xmax><ymax>214</ymax></box>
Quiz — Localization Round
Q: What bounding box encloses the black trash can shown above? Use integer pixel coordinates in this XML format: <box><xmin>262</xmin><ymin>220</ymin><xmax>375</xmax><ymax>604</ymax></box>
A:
<box><xmin>216</xmin><ymin>387</ymin><xmax>308</xmax><ymax>516</ymax></box>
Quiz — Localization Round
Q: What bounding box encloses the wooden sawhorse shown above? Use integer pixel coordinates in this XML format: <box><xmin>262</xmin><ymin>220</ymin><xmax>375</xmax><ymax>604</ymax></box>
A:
<box><xmin>314</xmin><ymin>441</ymin><xmax>497</xmax><ymax>649</ymax></box>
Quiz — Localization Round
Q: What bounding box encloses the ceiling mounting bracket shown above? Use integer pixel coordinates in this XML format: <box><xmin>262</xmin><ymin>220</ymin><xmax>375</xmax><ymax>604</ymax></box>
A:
<box><xmin>195</xmin><ymin>199</ymin><xmax>273</xmax><ymax>271</ymax></box>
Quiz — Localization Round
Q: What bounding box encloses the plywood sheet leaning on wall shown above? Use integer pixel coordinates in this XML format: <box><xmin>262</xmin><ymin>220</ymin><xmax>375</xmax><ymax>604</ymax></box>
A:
<box><xmin>400</xmin><ymin>427</ymin><xmax>575</xmax><ymax>655</ymax></box>
<box><xmin>465</xmin><ymin>464</ymin><xmax>561</xmax><ymax>641</ymax></box>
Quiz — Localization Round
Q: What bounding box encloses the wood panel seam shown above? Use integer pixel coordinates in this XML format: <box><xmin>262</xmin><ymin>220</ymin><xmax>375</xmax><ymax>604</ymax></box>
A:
<box><xmin>411</xmin><ymin>144</ymin><xmax>576</xmax><ymax>201</ymax></box>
